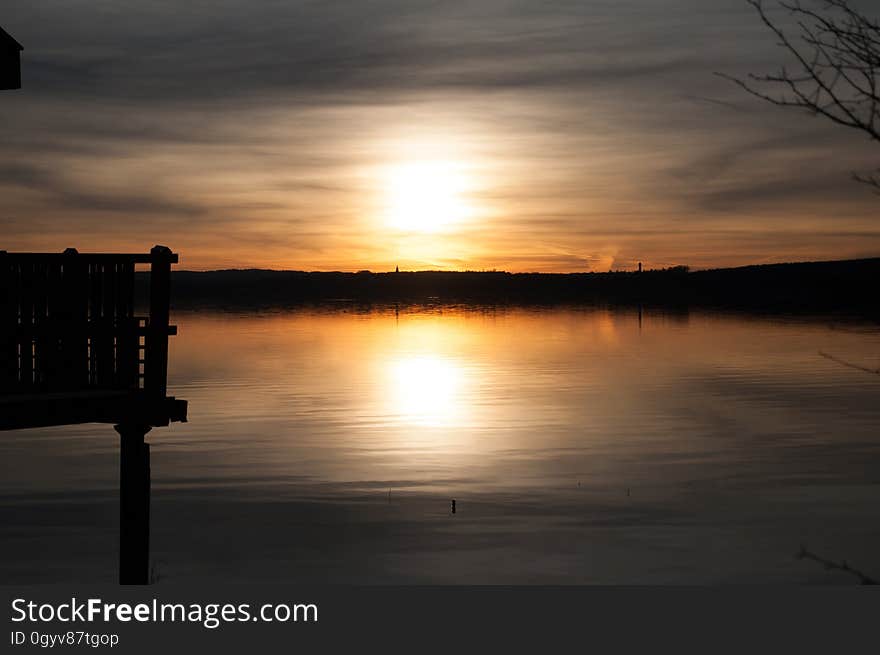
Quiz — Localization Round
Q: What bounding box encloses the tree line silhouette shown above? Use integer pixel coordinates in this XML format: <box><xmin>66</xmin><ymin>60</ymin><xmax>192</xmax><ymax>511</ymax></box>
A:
<box><xmin>135</xmin><ymin>258</ymin><xmax>880</xmax><ymax>316</ymax></box>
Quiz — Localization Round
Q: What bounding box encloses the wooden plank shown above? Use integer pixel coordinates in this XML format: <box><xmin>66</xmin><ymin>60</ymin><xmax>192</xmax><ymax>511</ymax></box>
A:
<box><xmin>43</xmin><ymin>260</ymin><xmax>64</xmax><ymax>390</ymax></box>
<box><xmin>60</xmin><ymin>253</ymin><xmax>89</xmax><ymax>390</ymax></box>
<box><xmin>93</xmin><ymin>263</ymin><xmax>115</xmax><ymax>387</ymax></box>
<box><xmin>2</xmin><ymin>253</ymin><xmax>177</xmax><ymax>264</ymax></box>
<box><xmin>18</xmin><ymin>260</ymin><xmax>35</xmax><ymax>391</ymax></box>
<box><xmin>7</xmin><ymin>252</ymin><xmax>178</xmax><ymax>264</ymax></box>
<box><xmin>0</xmin><ymin>391</ymin><xmax>187</xmax><ymax>430</ymax></box>
<box><xmin>0</xmin><ymin>254</ymin><xmax>17</xmax><ymax>392</ymax></box>
<box><xmin>88</xmin><ymin>262</ymin><xmax>101</xmax><ymax>386</ymax></box>
<box><xmin>116</xmin><ymin>262</ymin><xmax>139</xmax><ymax>389</ymax></box>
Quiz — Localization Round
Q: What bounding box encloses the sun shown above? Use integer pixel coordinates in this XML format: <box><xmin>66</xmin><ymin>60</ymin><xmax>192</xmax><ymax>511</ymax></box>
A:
<box><xmin>383</xmin><ymin>160</ymin><xmax>471</xmax><ymax>232</ymax></box>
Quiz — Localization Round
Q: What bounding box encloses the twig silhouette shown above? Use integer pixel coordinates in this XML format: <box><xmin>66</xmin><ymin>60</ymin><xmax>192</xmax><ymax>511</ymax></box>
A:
<box><xmin>718</xmin><ymin>0</ymin><xmax>880</xmax><ymax>191</ymax></box>
<box><xmin>819</xmin><ymin>351</ymin><xmax>880</xmax><ymax>376</ymax></box>
<box><xmin>797</xmin><ymin>545</ymin><xmax>878</xmax><ymax>584</ymax></box>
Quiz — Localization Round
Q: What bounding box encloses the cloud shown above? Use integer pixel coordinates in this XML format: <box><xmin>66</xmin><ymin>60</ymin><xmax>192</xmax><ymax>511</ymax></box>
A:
<box><xmin>0</xmin><ymin>162</ymin><xmax>205</xmax><ymax>216</ymax></box>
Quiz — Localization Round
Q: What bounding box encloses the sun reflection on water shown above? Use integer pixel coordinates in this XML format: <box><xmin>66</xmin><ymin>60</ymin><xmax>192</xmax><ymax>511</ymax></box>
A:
<box><xmin>386</xmin><ymin>354</ymin><xmax>465</xmax><ymax>427</ymax></box>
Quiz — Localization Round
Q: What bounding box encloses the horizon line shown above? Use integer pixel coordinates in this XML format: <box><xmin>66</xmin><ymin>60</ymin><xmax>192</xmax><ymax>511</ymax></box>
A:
<box><xmin>168</xmin><ymin>255</ymin><xmax>880</xmax><ymax>276</ymax></box>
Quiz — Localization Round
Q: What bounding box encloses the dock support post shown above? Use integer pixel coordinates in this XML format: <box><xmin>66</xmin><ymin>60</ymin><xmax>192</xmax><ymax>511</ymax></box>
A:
<box><xmin>146</xmin><ymin>245</ymin><xmax>172</xmax><ymax>398</ymax></box>
<box><xmin>116</xmin><ymin>423</ymin><xmax>151</xmax><ymax>584</ymax></box>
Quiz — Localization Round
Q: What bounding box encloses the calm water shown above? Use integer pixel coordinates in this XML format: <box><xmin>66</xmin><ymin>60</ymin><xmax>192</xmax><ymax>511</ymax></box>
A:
<box><xmin>2</xmin><ymin>306</ymin><xmax>879</xmax><ymax>584</ymax></box>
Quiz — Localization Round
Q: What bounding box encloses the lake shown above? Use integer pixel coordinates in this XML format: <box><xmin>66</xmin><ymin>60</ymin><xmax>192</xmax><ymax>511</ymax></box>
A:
<box><xmin>2</xmin><ymin>305</ymin><xmax>879</xmax><ymax>584</ymax></box>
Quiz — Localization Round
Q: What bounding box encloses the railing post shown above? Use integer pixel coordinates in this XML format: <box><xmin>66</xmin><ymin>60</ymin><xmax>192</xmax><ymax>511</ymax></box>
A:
<box><xmin>0</xmin><ymin>250</ymin><xmax>14</xmax><ymax>393</ymax></box>
<box><xmin>146</xmin><ymin>245</ymin><xmax>172</xmax><ymax>397</ymax></box>
<box><xmin>116</xmin><ymin>423</ymin><xmax>151</xmax><ymax>585</ymax></box>
<box><xmin>59</xmin><ymin>248</ymin><xmax>88</xmax><ymax>390</ymax></box>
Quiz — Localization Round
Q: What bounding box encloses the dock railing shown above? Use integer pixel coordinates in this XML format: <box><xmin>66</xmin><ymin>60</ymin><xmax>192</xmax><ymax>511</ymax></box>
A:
<box><xmin>0</xmin><ymin>245</ymin><xmax>185</xmax><ymax>429</ymax></box>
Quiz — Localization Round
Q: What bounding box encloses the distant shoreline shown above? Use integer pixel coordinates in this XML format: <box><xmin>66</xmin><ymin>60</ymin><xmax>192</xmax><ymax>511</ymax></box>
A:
<box><xmin>142</xmin><ymin>257</ymin><xmax>880</xmax><ymax>317</ymax></box>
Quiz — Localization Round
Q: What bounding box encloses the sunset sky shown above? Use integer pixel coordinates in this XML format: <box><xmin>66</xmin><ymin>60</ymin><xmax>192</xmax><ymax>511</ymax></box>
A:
<box><xmin>2</xmin><ymin>0</ymin><xmax>878</xmax><ymax>272</ymax></box>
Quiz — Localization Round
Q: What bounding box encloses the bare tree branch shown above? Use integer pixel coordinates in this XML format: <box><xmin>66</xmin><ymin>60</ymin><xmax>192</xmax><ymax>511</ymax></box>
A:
<box><xmin>797</xmin><ymin>545</ymin><xmax>879</xmax><ymax>584</ymax></box>
<box><xmin>819</xmin><ymin>350</ymin><xmax>880</xmax><ymax>375</ymax></box>
<box><xmin>719</xmin><ymin>1</ymin><xmax>880</xmax><ymax>191</ymax></box>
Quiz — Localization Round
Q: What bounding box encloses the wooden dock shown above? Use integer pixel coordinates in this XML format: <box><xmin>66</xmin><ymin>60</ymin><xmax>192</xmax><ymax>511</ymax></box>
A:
<box><xmin>0</xmin><ymin>245</ymin><xmax>187</xmax><ymax>583</ymax></box>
